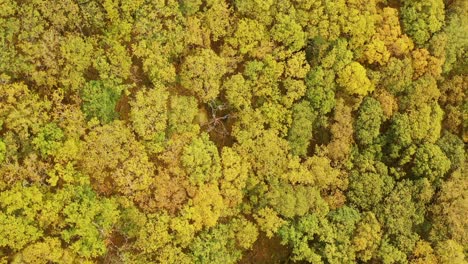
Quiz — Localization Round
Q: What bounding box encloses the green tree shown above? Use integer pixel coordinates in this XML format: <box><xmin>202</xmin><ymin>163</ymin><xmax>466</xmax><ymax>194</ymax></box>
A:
<box><xmin>130</xmin><ymin>84</ymin><xmax>169</xmax><ymax>140</ymax></box>
<box><xmin>181</xmin><ymin>133</ymin><xmax>221</xmax><ymax>186</ymax></box>
<box><xmin>179</xmin><ymin>49</ymin><xmax>227</xmax><ymax>102</ymax></box>
<box><xmin>401</xmin><ymin>0</ymin><xmax>445</xmax><ymax>45</ymax></box>
<box><xmin>168</xmin><ymin>95</ymin><xmax>200</xmax><ymax>135</ymax></box>
<box><xmin>355</xmin><ymin>97</ymin><xmax>384</xmax><ymax>146</ymax></box>
<box><xmin>347</xmin><ymin>171</ymin><xmax>392</xmax><ymax>211</ymax></box>
<box><xmin>288</xmin><ymin>100</ymin><xmax>315</xmax><ymax>157</ymax></box>
<box><xmin>411</xmin><ymin>143</ymin><xmax>451</xmax><ymax>183</ymax></box>
<box><xmin>32</xmin><ymin>123</ymin><xmax>64</xmax><ymax>157</ymax></box>
<box><xmin>190</xmin><ymin>224</ymin><xmax>241</xmax><ymax>264</ymax></box>
<box><xmin>0</xmin><ymin>139</ymin><xmax>6</xmax><ymax>163</ymax></box>
<box><xmin>0</xmin><ymin>184</ymin><xmax>43</xmax><ymax>251</ymax></box>
<box><xmin>223</xmin><ymin>74</ymin><xmax>251</xmax><ymax>110</ymax></box>
<box><xmin>229</xmin><ymin>18</ymin><xmax>269</xmax><ymax>57</ymax></box>
<box><xmin>60</xmin><ymin>185</ymin><xmax>120</xmax><ymax>258</ymax></box>
<box><xmin>81</xmin><ymin>80</ymin><xmax>122</xmax><ymax>124</ymax></box>
<box><xmin>271</xmin><ymin>14</ymin><xmax>306</xmax><ymax>52</ymax></box>
<box><xmin>435</xmin><ymin>240</ymin><xmax>466</xmax><ymax>264</ymax></box>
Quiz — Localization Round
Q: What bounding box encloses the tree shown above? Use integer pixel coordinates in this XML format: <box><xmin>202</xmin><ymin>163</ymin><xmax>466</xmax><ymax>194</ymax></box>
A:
<box><xmin>279</xmin><ymin>213</ymin><xmax>327</xmax><ymax>263</ymax></box>
<box><xmin>132</xmin><ymin>40</ymin><xmax>177</xmax><ymax>85</ymax></box>
<box><xmin>337</xmin><ymin>62</ymin><xmax>374</xmax><ymax>96</ymax></box>
<box><xmin>180</xmin><ymin>49</ymin><xmax>227</xmax><ymax>102</ymax></box>
<box><xmin>0</xmin><ymin>138</ymin><xmax>7</xmax><ymax>164</ymax></box>
<box><xmin>411</xmin><ymin>143</ymin><xmax>451</xmax><ymax>183</ymax></box>
<box><xmin>129</xmin><ymin>84</ymin><xmax>169</xmax><ymax>153</ymax></box>
<box><xmin>254</xmin><ymin>207</ymin><xmax>286</xmax><ymax>238</ymax></box>
<box><xmin>354</xmin><ymin>97</ymin><xmax>384</xmax><ymax>146</ymax></box>
<box><xmin>347</xmin><ymin>171</ymin><xmax>391</xmax><ymax>211</ymax></box>
<box><xmin>270</xmin><ymin>14</ymin><xmax>306</xmax><ymax>52</ymax></box>
<box><xmin>60</xmin><ymin>185</ymin><xmax>120</xmax><ymax>259</ymax></box>
<box><xmin>352</xmin><ymin>212</ymin><xmax>382</xmax><ymax>262</ymax></box>
<box><xmin>0</xmin><ymin>184</ymin><xmax>44</xmax><ymax>251</ymax></box>
<box><xmin>439</xmin><ymin>2</ymin><xmax>468</xmax><ymax>74</ymax></box>
<box><xmin>437</xmin><ymin>132</ymin><xmax>465</xmax><ymax>171</ymax></box>
<box><xmin>219</xmin><ymin>147</ymin><xmax>249</xmax><ymax>213</ymax></box>
<box><xmin>13</xmin><ymin>237</ymin><xmax>71</xmax><ymax>264</ymax></box>
<box><xmin>168</xmin><ymin>95</ymin><xmax>200</xmax><ymax>135</ymax></box>
<box><xmin>373</xmin><ymin>7</ymin><xmax>414</xmax><ymax>57</ymax></box>
<box><xmin>401</xmin><ymin>0</ymin><xmax>445</xmax><ymax>45</ymax></box>
<box><xmin>377</xmin><ymin>180</ymin><xmax>424</xmax><ymax>255</ymax></box>
<box><xmin>203</xmin><ymin>0</ymin><xmax>232</xmax><ymax>42</ymax></box>
<box><xmin>327</xmin><ymin>99</ymin><xmax>354</xmax><ymax>162</ymax></box>
<box><xmin>324</xmin><ymin>206</ymin><xmax>362</xmax><ymax>264</ymax></box>
<box><xmin>229</xmin><ymin>18</ymin><xmax>270</xmax><ymax>57</ymax></box>
<box><xmin>130</xmin><ymin>84</ymin><xmax>169</xmax><ymax>140</ymax></box>
<box><xmin>81</xmin><ymin>80</ymin><xmax>122</xmax><ymax>124</ymax></box>
<box><xmin>268</xmin><ymin>183</ymin><xmax>326</xmax><ymax>219</ymax></box>
<box><xmin>410</xmin><ymin>240</ymin><xmax>438</xmax><ymax>264</ymax></box>
<box><xmin>80</xmin><ymin>121</ymin><xmax>155</xmax><ymax>204</ymax></box>
<box><xmin>189</xmin><ymin>223</ymin><xmax>242</xmax><ymax>264</ymax></box>
<box><xmin>305</xmin><ymin>68</ymin><xmax>336</xmax><ymax>116</ymax></box>
<box><xmin>0</xmin><ymin>83</ymin><xmax>51</xmax><ymax>153</ymax></box>
<box><xmin>59</xmin><ymin>34</ymin><xmax>94</xmax><ymax>91</ymax></box>
<box><xmin>435</xmin><ymin>240</ymin><xmax>466</xmax><ymax>264</ymax></box>
<box><xmin>438</xmin><ymin>75</ymin><xmax>466</xmax><ymax>136</ymax></box>
<box><xmin>429</xmin><ymin>169</ymin><xmax>468</xmax><ymax>249</ymax></box>
<box><xmin>234</xmin><ymin>0</ymin><xmax>274</xmax><ymax>25</ymax></box>
<box><xmin>223</xmin><ymin>74</ymin><xmax>251</xmax><ymax>110</ymax></box>
<box><xmin>181</xmin><ymin>133</ymin><xmax>221</xmax><ymax>186</ymax></box>
<box><xmin>32</xmin><ymin>123</ymin><xmax>64</xmax><ymax>157</ymax></box>
<box><xmin>288</xmin><ymin>100</ymin><xmax>315</xmax><ymax>157</ymax></box>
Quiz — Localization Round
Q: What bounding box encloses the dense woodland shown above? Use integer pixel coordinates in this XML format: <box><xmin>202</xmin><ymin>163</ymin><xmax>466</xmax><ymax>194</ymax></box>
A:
<box><xmin>0</xmin><ymin>0</ymin><xmax>467</xmax><ymax>263</ymax></box>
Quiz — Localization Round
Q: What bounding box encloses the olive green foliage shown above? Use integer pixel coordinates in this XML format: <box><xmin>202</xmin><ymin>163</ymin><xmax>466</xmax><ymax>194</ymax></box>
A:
<box><xmin>0</xmin><ymin>0</ymin><xmax>466</xmax><ymax>263</ymax></box>
<box><xmin>0</xmin><ymin>139</ymin><xmax>6</xmax><ymax>163</ymax></box>
<box><xmin>288</xmin><ymin>100</ymin><xmax>315</xmax><ymax>157</ymax></box>
<box><xmin>81</xmin><ymin>81</ymin><xmax>122</xmax><ymax>124</ymax></box>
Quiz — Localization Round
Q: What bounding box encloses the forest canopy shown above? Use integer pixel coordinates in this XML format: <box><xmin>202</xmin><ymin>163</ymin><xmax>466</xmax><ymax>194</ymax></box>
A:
<box><xmin>0</xmin><ymin>0</ymin><xmax>467</xmax><ymax>263</ymax></box>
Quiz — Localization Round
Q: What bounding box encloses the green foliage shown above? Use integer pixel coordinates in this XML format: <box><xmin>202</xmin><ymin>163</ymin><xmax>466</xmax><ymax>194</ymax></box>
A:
<box><xmin>189</xmin><ymin>223</ymin><xmax>243</xmax><ymax>264</ymax></box>
<box><xmin>288</xmin><ymin>100</ymin><xmax>315</xmax><ymax>157</ymax></box>
<box><xmin>271</xmin><ymin>14</ymin><xmax>306</xmax><ymax>52</ymax></box>
<box><xmin>230</xmin><ymin>18</ymin><xmax>268</xmax><ymax>56</ymax></box>
<box><xmin>81</xmin><ymin>121</ymin><xmax>155</xmax><ymax>201</ymax></box>
<box><xmin>13</xmin><ymin>237</ymin><xmax>69</xmax><ymax>264</ymax></box>
<box><xmin>0</xmin><ymin>139</ymin><xmax>6</xmax><ymax>163</ymax></box>
<box><xmin>355</xmin><ymin>97</ymin><xmax>384</xmax><ymax>146</ymax></box>
<box><xmin>81</xmin><ymin>81</ymin><xmax>122</xmax><ymax>124</ymax></box>
<box><xmin>32</xmin><ymin>123</ymin><xmax>64</xmax><ymax>157</ymax></box>
<box><xmin>224</xmin><ymin>74</ymin><xmax>251</xmax><ymax>110</ymax></box>
<box><xmin>401</xmin><ymin>0</ymin><xmax>445</xmax><ymax>45</ymax></box>
<box><xmin>347</xmin><ymin>171</ymin><xmax>392</xmax><ymax>211</ymax></box>
<box><xmin>268</xmin><ymin>183</ymin><xmax>326</xmax><ymax>219</ymax></box>
<box><xmin>429</xmin><ymin>168</ymin><xmax>468</xmax><ymax>248</ymax></box>
<box><xmin>180</xmin><ymin>49</ymin><xmax>227</xmax><ymax>102</ymax></box>
<box><xmin>130</xmin><ymin>84</ymin><xmax>169</xmax><ymax>140</ymax></box>
<box><xmin>305</xmin><ymin>68</ymin><xmax>336</xmax><ymax>115</ymax></box>
<box><xmin>61</xmin><ymin>185</ymin><xmax>120</xmax><ymax>258</ymax></box>
<box><xmin>411</xmin><ymin>143</ymin><xmax>451</xmax><ymax>183</ymax></box>
<box><xmin>0</xmin><ymin>184</ymin><xmax>44</xmax><ymax>251</ymax></box>
<box><xmin>168</xmin><ymin>95</ymin><xmax>199</xmax><ymax>135</ymax></box>
<box><xmin>435</xmin><ymin>240</ymin><xmax>466</xmax><ymax>264</ymax></box>
<box><xmin>353</xmin><ymin>212</ymin><xmax>382</xmax><ymax>262</ymax></box>
<box><xmin>181</xmin><ymin>133</ymin><xmax>221</xmax><ymax>186</ymax></box>
<box><xmin>377</xmin><ymin>180</ymin><xmax>424</xmax><ymax>255</ymax></box>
